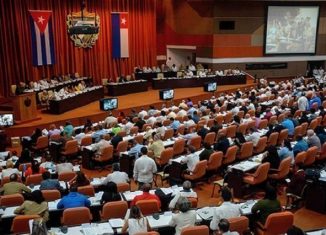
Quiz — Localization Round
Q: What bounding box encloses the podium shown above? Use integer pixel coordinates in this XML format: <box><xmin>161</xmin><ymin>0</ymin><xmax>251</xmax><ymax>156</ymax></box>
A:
<box><xmin>13</xmin><ymin>93</ymin><xmax>39</xmax><ymax>123</ymax></box>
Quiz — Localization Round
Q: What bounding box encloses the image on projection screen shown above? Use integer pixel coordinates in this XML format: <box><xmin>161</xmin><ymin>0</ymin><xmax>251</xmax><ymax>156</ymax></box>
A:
<box><xmin>265</xmin><ymin>6</ymin><xmax>319</xmax><ymax>54</ymax></box>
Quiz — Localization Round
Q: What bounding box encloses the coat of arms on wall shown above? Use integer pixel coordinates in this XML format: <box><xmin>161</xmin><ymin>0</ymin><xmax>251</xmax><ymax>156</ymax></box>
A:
<box><xmin>67</xmin><ymin>9</ymin><xmax>100</xmax><ymax>48</ymax></box>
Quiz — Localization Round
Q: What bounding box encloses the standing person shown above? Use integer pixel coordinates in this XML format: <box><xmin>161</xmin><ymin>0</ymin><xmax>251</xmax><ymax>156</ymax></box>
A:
<box><xmin>122</xmin><ymin>205</ymin><xmax>151</xmax><ymax>235</ymax></box>
<box><xmin>14</xmin><ymin>190</ymin><xmax>49</xmax><ymax>222</ymax></box>
<box><xmin>168</xmin><ymin>197</ymin><xmax>197</xmax><ymax>235</ymax></box>
<box><xmin>133</xmin><ymin>147</ymin><xmax>157</xmax><ymax>188</ymax></box>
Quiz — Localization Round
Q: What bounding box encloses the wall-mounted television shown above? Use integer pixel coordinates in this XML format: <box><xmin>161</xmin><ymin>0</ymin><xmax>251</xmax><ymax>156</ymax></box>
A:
<box><xmin>159</xmin><ymin>89</ymin><xmax>174</xmax><ymax>100</ymax></box>
<box><xmin>100</xmin><ymin>98</ymin><xmax>118</xmax><ymax>111</ymax></box>
<box><xmin>0</xmin><ymin>113</ymin><xmax>14</xmax><ymax>126</ymax></box>
<box><xmin>264</xmin><ymin>5</ymin><xmax>319</xmax><ymax>55</ymax></box>
<box><xmin>204</xmin><ymin>82</ymin><xmax>217</xmax><ymax>92</ymax></box>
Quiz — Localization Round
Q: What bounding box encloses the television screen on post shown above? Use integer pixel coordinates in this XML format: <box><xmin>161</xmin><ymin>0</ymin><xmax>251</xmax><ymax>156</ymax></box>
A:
<box><xmin>159</xmin><ymin>89</ymin><xmax>174</xmax><ymax>100</ymax></box>
<box><xmin>204</xmin><ymin>82</ymin><xmax>217</xmax><ymax>92</ymax></box>
<box><xmin>265</xmin><ymin>5</ymin><xmax>319</xmax><ymax>55</ymax></box>
<box><xmin>100</xmin><ymin>98</ymin><xmax>118</xmax><ymax>111</ymax></box>
<box><xmin>0</xmin><ymin>113</ymin><xmax>14</xmax><ymax>126</ymax></box>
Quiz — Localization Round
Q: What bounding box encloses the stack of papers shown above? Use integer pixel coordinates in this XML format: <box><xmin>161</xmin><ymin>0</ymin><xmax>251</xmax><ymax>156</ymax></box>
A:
<box><xmin>197</xmin><ymin>207</ymin><xmax>215</xmax><ymax>220</ymax></box>
<box><xmin>109</xmin><ymin>218</ymin><xmax>124</xmax><ymax>228</ymax></box>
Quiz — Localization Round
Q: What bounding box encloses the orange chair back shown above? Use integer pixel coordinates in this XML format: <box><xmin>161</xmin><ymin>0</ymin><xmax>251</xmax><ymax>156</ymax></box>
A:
<box><xmin>268</xmin><ymin>115</ymin><xmax>277</xmax><ymax>125</ymax></box>
<box><xmin>206</xmin><ymin>119</ymin><xmax>214</xmax><ymax>128</ymax></box>
<box><xmin>207</xmin><ymin>151</ymin><xmax>223</xmax><ymax>172</ymax></box>
<box><xmin>157</xmin><ymin>147</ymin><xmax>174</xmax><ymax>166</ymax></box>
<box><xmin>228</xmin><ymin>216</ymin><xmax>249</xmax><ymax>235</ymax></box>
<box><xmin>246</xmin><ymin>120</ymin><xmax>256</xmax><ymax>130</ymax></box>
<box><xmin>293</xmin><ymin>110</ymin><xmax>302</xmax><ymax>118</ymax></box>
<box><xmin>78</xmin><ymin>185</ymin><xmax>95</xmax><ymax>197</ymax></box>
<box><xmin>237</xmin><ymin>123</ymin><xmax>247</xmax><ymax>135</ymax></box>
<box><xmin>181</xmin><ymin>225</ymin><xmax>209</xmax><ymax>235</ymax></box>
<box><xmin>300</xmin><ymin>122</ymin><xmax>308</xmax><ymax>136</ymax></box>
<box><xmin>173</xmin><ymin>139</ymin><xmax>185</xmax><ymax>156</ymax></box>
<box><xmin>18</xmin><ymin>163</ymin><xmax>32</xmax><ymax>171</ymax></box>
<box><xmin>238</xmin><ymin>142</ymin><xmax>253</xmax><ymax>160</ymax></box>
<box><xmin>253</xmin><ymin>162</ymin><xmax>270</xmax><ymax>184</ymax></box>
<box><xmin>189</xmin><ymin>136</ymin><xmax>202</xmax><ymax>150</ymax></box>
<box><xmin>187</xmin><ymin>197</ymin><xmax>198</xmax><ymax>208</ymax></box>
<box><xmin>25</xmin><ymin>174</ymin><xmax>43</xmax><ymax>186</ymax></box>
<box><xmin>80</xmin><ymin>136</ymin><xmax>93</xmax><ymax>146</ymax></box>
<box><xmin>162</xmin><ymin>119</ymin><xmax>171</xmax><ymax>127</ymax></box>
<box><xmin>134</xmin><ymin>135</ymin><xmax>144</xmax><ymax>145</ymax></box>
<box><xmin>224</xmin><ymin>112</ymin><xmax>233</xmax><ymax>124</ymax></box>
<box><xmin>117</xmin><ymin>183</ymin><xmax>130</xmax><ymax>193</ymax></box>
<box><xmin>267</xmin><ymin>132</ymin><xmax>279</xmax><ymax>147</ymax></box>
<box><xmin>0</xmin><ymin>193</ymin><xmax>24</xmax><ymax>207</ymax></box>
<box><xmin>163</xmin><ymin>128</ymin><xmax>174</xmax><ymax>140</ymax></box>
<box><xmin>304</xmin><ymin>146</ymin><xmax>318</xmax><ymax>166</ymax></box>
<box><xmin>130</xmin><ymin>126</ymin><xmax>139</xmax><ymax>135</ymax></box>
<box><xmin>62</xmin><ymin>140</ymin><xmax>79</xmax><ymax>155</ymax></box>
<box><xmin>1</xmin><ymin>176</ymin><xmax>22</xmax><ymax>187</ymax></box>
<box><xmin>11</xmin><ymin>215</ymin><xmax>40</xmax><ymax>234</ymax></box>
<box><xmin>203</xmin><ymin>132</ymin><xmax>216</xmax><ymax>146</ymax></box>
<box><xmin>177</xmin><ymin>125</ymin><xmax>185</xmax><ymax>135</ymax></box>
<box><xmin>226</xmin><ymin>125</ymin><xmax>237</xmax><ymax>138</ymax></box>
<box><xmin>136</xmin><ymin>199</ymin><xmax>160</xmax><ymax>216</ymax></box>
<box><xmin>142</xmin><ymin>124</ymin><xmax>152</xmax><ymax>132</ymax></box>
<box><xmin>58</xmin><ymin>171</ymin><xmax>76</xmax><ymax>181</ymax></box>
<box><xmin>255</xmin><ymin>137</ymin><xmax>267</xmax><ymax>154</ymax></box>
<box><xmin>294</xmin><ymin>151</ymin><xmax>307</xmax><ymax>166</ymax></box>
<box><xmin>35</xmin><ymin>136</ymin><xmax>49</xmax><ymax>150</ymax></box>
<box><xmin>97</xmin><ymin>145</ymin><xmax>114</xmax><ymax>162</ymax></box>
<box><xmin>308</xmin><ymin>119</ymin><xmax>318</xmax><ymax>130</ymax></box>
<box><xmin>117</xmin><ymin>131</ymin><xmax>127</xmax><ymax>137</ymax></box>
<box><xmin>318</xmin><ymin>142</ymin><xmax>326</xmax><ymax>161</ymax></box>
<box><xmin>42</xmin><ymin>189</ymin><xmax>61</xmax><ymax>202</ymax></box>
<box><xmin>116</xmin><ymin>140</ymin><xmax>128</xmax><ymax>153</ymax></box>
<box><xmin>50</xmin><ymin>134</ymin><xmax>61</xmax><ymax>141</ymax></box>
<box><xmin>215</xmin><ymin>115</ymin><xmax>224</xmax><ymax>125</ymax></box>
<box><xmin>101</xmin><ymin>201</ymin><xmax>128</xmax><ymax>220</ymax></box>
<box><xmin>293</xmin><ymin>126</ymin><xmax>302</xmax><ymax>140</ymax></box>
<box><xmin>269</xmin><ymin>157</ymin><xmax>292</xmax><ymax>180</ymax></box>
<box><xmin>184</xmin><ymin>160</ymin><xmax>207</xmax><ymax>181</ymax></box>
<box><xmin>223</xmin><ymin>145</ymin><xmax>238</xmax><ymax>165</ymax></box>
<box><xmin>262</xmin><ymin>211</ymin><xmax>294</xmax><ymax>235</ymax></box>
<box><xmin>62</xmin><ymin>207</ymin><xmax>92</xmax><ymax>226</ymax></box>
<box><xmin>258</xmin><ymin>119</ymin><xmax>268</xmax><ymax>129</ymax></box>
<box><xmin>277</xmin><ymin>129</ymin><xmax>288</xmax><ymax>145</ymax></box>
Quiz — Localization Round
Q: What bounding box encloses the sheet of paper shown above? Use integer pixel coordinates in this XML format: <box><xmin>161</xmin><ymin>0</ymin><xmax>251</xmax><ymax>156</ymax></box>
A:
<box><xmin>109</xmin><ymin>218</ymin><xmax>124</xmax><ymax>228</ymax></box>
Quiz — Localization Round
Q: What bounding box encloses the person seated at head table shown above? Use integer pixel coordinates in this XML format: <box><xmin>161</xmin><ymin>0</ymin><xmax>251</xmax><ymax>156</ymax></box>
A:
<box><xmin>0</xmin><ymin>173</ymin><xmax>31</xmax><ymax>195</ymax></box>
<box><xmin>57</xmin><ymin>185</ymin><xmax>91</xmax><ymax>209</ymax></box>
<box><xmin>14</xmin><ymin>190</ymin><xmax>49</xmax><ymax>222</ymax></box>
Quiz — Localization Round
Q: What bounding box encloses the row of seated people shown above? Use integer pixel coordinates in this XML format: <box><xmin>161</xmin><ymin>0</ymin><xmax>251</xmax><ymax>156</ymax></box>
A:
<box><xmin>13</xmin><ymin>72</ymin><xmax>86</xmax><ymax>95</ymax></box>
<box><xmin>0</xmin><ymin>164</ymin><xmax>299</xmax><ymax>235</ymax></box>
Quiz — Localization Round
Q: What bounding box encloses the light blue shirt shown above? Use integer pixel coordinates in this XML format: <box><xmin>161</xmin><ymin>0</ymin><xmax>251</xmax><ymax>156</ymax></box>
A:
<box><xmin>281</xmin><ymin>119</ymin><xmax>295</xmax><ymax>136</ymax></box>
<box><xmin>128</xmin><ymin>144</ymin><xmax>144</xmax><ymax>159</ymax></box>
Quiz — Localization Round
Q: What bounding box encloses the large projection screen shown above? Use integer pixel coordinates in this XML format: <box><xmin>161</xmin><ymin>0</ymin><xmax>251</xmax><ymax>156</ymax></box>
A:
<box><xmin>265</xmin><ymin>6</ymin><xmax>319</xmax><ymax>55</ymax></box>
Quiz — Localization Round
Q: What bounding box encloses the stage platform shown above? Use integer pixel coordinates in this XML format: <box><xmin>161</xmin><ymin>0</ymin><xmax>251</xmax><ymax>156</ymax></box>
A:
<box><xmin>5</xmin><ymin>80</ymin><xmax>255</xmax><ymax>137</ymax></box>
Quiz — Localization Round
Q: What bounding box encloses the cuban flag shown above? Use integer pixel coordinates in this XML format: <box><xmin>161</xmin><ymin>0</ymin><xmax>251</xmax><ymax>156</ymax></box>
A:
<box><xmin>111</xmin><ymin>12</ymin><xmax>129</xmax><ymax>58</ymax></box>
<box><xmin>29</xmin><ymin>10</ymin><xmax>55</xmax><ymax>66</ymax></box>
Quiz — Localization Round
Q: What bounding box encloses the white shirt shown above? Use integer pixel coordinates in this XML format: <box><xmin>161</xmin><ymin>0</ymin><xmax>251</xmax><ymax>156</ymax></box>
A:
<box><xmin>56</xmin><ymin>162</ymin><xmax>73</xmax><ymax>174</ymax></box>
<box><xmin>123</xmin><ymin>122</ymin><xmax>134</xmax><ymax>134</ymax></box>
<box><xmin>298</xmin><ymin>96</ymin><xmax>309</xmax><ymax>111</ymax></box>
<box><xmin>138</xmin><ymin>110</ymin><xmax>148</xmax><ymax>119</ymax></box>
<box><xmin>169</xmin><ymin>210</ymin><xmax>197</xmax><ymax>235</ymax></box>
<box><xmin>133</xmin><ymin>155</ymin><xmax>157</xmax><ymax>183</ymax></box>
<box><xmin>181</xmin><ymin>153</ymin><xmax>199</xmax><ymax>172</ymax></box>
<box><xmin>184</xmin><ymin>120</ymin><xmax>195</xmax><ymax>129</ymax></box>
<box><xmin>127</xmin><ymin>218</ymin><xmax>148</xmax><ymax>235</ymax></box>
<box><xmin>245</xmin><ymin>132</ymin><xmax>260</xmax><ymax>146</ymax></box>
<box><xmin>104</xmin><ymin>116</ymin><xmax>118</xmax><ymax>127</ymax></box>
<box><xmin>1</xmin><ymin>168</ymin><xmax>19</xmax><ymax>178</ymax></box>
<box><xmin>210</xmin><ymin>202</ymin><xmax>241</xmax><ymax>231</ymax></box>
<box><xmin>146</xmin><ymin>116</ymin><xmax>157</xmax><ymax>126</ymax></box>
<box><xmin>93</xmin><ymin>139</ymin><xmax>111</xmax><ymax>155</ymax></box>
<box><xmin>102</xmin><ymin>171</ymin><xmax>129</xmax><ymax>185</ymax></box>
<box><xmin>169</xmin><ymin>191</ymin><xmax>198</xmax><ymax>209</ymax></box>
<box><xmin>177</xmin><ymin>109</ymin><xmax>187</xmax><ymax>117</ymax></box>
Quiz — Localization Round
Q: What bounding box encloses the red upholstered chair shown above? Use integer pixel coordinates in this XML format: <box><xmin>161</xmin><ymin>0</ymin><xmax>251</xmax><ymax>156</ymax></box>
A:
<box><xmin>180</xmin><ymin>225</ymin><xmax>209</xmax><ymax>235</ymax></box>
<box><xmin>101</xmin><ymin>201</ymin><xmax>128</xmax><ymax>220</ymax></box>
<box><xmin>11</xmin><ymin>215</ymin><xmax>41</xmax><ymax>234</ymax></box>
<box><xmin>61</xmin><ymin>207</ymin><xmax>93</xmax><ymax>226</ymax></box>
<box><xmin>256</xmin><ymin>211</ymin><xmax>294</xmax><ymax>235</ymax></box>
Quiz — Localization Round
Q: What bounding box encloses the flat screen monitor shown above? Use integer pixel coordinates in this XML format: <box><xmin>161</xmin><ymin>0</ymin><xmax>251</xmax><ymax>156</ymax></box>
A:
<box><xmin>265</xmin><ymin>6</ymin><xmax>319</xmax><ymax>55</ymax></box>
<box><xmin>159</xmin><ymin>89</ymin><xmax>174</xmax><ymax>100</ymax></box>
<box><xmin>204</xmin><ymin>82</ymin><xmax>217</xmax><ymax>92</ymax></box>
<box><xmin>100</xmin><ymin>98</ymin><xmax>118</xmax><ymax>111</ymax></box>
<box><xmin>0</xmin><ymin>113</ymin><xmax>14</xmax><ymax>126</ymax></box>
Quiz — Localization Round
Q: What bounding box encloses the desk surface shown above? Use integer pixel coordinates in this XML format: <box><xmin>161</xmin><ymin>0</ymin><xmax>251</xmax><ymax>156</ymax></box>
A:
<box><xmin>107</xmin><ymin>80</ymin><xmax>148</xmax><ymax>96</ymax></box>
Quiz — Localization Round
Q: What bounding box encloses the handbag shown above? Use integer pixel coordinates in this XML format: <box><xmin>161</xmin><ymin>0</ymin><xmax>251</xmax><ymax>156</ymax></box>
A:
<box><xmin>31</xmin><ymin>219</ymin><xmax>48</xmax><ymax>235</ymax></box>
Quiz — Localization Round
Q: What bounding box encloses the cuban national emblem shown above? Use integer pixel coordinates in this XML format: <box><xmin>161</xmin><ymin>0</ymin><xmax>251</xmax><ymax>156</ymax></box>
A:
<box><xmin>67</xmin><ymin>8</ymin><xmax>100</xmax><ymax>48</ymax></box>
